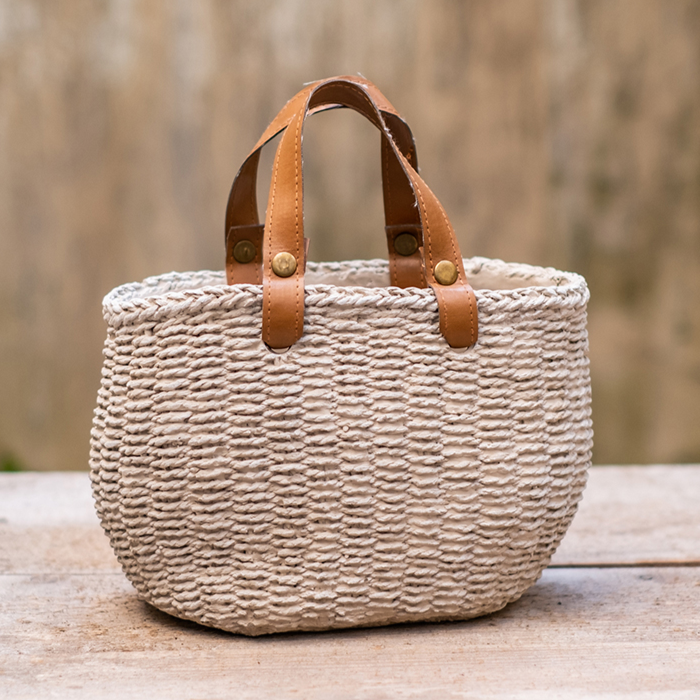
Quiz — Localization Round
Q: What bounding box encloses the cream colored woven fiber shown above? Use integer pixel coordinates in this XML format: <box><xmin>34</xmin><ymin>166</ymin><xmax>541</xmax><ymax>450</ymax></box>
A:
<box><xmin>90</xmin><ymin>256</ymin><xmax>592</xmax><ymax>636</ymax></box>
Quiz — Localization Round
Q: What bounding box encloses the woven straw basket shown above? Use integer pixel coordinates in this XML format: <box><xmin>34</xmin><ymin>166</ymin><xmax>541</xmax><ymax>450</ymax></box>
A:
<box><xmin>90</xmin><ymin>77</ymin><xmax>592</xmax><ymax>636</ymax></box>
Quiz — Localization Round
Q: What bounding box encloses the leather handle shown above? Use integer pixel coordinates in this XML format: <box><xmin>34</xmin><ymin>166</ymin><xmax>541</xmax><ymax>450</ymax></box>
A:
<box><xmin>225</xmin><ymin>75</ymin><xmax>424</xmax><ymax>288</ymax></box>
<box><xmin>262</xmin><ymin>78</ymin><xmax>479</xmax><ymax>350</ymax></box>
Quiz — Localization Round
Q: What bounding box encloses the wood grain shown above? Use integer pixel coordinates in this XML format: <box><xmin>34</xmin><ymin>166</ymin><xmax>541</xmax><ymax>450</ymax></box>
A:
<box><xmin>1</xmin><ymin>1</ymin><xmax>700</xmax><ymax>472</ymax></box>
<box><xmin>1</xmin><ymin>569</ymin><xmax>698</xmax><ymax>699</ymax></box>
<box><xmin>551</xmin><ymin>465</ymin><xmax>700</xmax><ymax>566</ymax></box>
<box><xmin>1</xmin><ymin>468</ymin><xmax>699</xmax><ymax>697</ymax></box>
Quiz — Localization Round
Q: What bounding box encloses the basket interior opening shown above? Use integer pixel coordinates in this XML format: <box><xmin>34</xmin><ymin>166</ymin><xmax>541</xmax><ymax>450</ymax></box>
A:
<box><xmin>305</xmin><ymin>260</ymin><xmax>568</xmax><ymax>291</ymax></box>
<box><xmin>115</xmin><ymin>258</ymin><xmax>577</xmax><ymax>305</ymax></box>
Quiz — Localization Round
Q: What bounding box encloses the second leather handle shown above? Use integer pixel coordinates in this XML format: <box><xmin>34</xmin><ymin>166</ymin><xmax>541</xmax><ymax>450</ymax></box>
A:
<box><xmin>225</xmin><ymin>76</ymin><xmax>424</xmax><ymax>289</ymax></box>
<box><xmin>262</xmin><ymin>78</ymin><xmax>479</xmax><ymax>350</ymax></box>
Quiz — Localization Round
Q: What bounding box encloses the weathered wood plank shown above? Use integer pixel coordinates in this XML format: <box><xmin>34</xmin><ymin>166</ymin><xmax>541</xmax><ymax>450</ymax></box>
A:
<box><xmin>1</xmin><ymin>470</ymin><xmax>699</xmax><ymax>697</ymax></box>
<box><xmin>0</xmin><ymin>472</ymin><xmax>119</xmax><ymax>574</ymax></box>
<box><xmin>551</xmin><ymin>464</ymin><xmax>700</xmax><ymax>566</ymax></box>
<box><xmin>2</xmin><ymin>466</ymin><xmax>700</xmax><ymax>575</ymax></box>
<box><xmin>1</xmin><ymin>567</ymin><xmax>698</xmax><ymax>699</ymax></box>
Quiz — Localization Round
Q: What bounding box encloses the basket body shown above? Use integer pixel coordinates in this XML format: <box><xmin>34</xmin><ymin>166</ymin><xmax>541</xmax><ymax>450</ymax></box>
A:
<box><xmin>90</xmin><ymin>257</ymin><xmax>592</xmax><ymax>635</ymax></box>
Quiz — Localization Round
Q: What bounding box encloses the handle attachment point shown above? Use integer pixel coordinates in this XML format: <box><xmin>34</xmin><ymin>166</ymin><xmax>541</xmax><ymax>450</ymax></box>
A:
<box><xmin>434</xmin><ymin>260</ymin><xmax>459</xmax><ymax>286</ymax></box>
<box><xmin>272</xmin><ymin>252</ymin><xmax>298</xmax><ymax>278</ymax></box>
<box><xmin>233</xmin><ymin>240</ymin><xmax>257</xmax><ymax>264</ymax></box>
<box><xmin>394</xmin><ymin>232</ymin><xmax>419</xmax><ymax>256</ymax></box>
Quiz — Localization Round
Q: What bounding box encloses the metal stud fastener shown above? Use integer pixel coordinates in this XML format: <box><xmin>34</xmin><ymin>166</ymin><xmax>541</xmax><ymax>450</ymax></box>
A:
<box><xmin>271</xmin><ymin>252</ymin><xmax>297</xmax><ymax>278</ymax></box>
<box><xmin>233</xmin><ymin>239</ymin><xmax>256</xmax><ymax>264</ymax></box>
<box><xmin>434</xmin><ymin>260</ymin><xmax>458</xmax><ymax>285</ymax></box>
<box><xmin>393</xmin><ymin>232</ymin><xmax>419</xmax><ymax>257</ymax></box>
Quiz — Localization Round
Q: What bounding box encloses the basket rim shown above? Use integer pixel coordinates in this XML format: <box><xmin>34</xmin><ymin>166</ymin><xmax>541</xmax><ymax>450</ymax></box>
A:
<box><xmin>102</xmin><ymin>256</ymin><xmax>589</xmax><ymax>316</ymax></box>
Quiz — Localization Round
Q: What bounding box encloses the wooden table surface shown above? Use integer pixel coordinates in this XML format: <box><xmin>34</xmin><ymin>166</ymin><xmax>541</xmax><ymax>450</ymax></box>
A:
<box><xmin>1</xmin><ymin>466</ymin><xmax>699</xmax><ymax>699</ymax></box>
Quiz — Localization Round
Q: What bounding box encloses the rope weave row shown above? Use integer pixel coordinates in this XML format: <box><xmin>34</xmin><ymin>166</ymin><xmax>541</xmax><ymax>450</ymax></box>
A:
<box><xmin>90</xmin><ymin>257</ymin><xmax>592</xmax><ymax>635</ymax></box>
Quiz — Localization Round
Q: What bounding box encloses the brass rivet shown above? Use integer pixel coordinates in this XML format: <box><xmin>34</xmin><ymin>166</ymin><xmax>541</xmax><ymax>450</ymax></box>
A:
<box><xmin>271</xmin><ymin>252</ymin><xmax>297</xmax><ymax>278</ymax></box>
<box><xmin>233</xmin><ymin>239</ymin><xmax>256</xmax><ymax>264</ymax></box>
<box><xmin>434</xmin><ymin>260</ymin><xmax>458</xmax><ymax>285</ymax></box>
<box><xmin>394</xmin><ymin>232</ymin><xmax>419</xmax><ymax>256</ymax></box>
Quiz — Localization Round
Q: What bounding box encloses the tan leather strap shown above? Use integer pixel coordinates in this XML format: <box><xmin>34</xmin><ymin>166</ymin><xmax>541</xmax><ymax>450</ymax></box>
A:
<box><xmin>225</xmin><ymin>75</ymin><xmax>423</xmax><ymax>287</ymax></box>
<box><xmin>261</xmin><ymin>78</ymin><xmax>478</xmax><ymax>349</ymax></box>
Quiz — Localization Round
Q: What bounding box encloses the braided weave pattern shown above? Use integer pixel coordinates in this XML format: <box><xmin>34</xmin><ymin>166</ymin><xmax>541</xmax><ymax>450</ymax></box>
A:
<box><xmin>90</xmin><ymin>256</ymin><xmax>592</xmax><ymax>635</ymax></box>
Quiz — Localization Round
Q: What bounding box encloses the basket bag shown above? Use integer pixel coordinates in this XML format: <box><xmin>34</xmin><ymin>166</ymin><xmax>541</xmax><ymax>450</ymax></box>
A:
<box><xmin>90</xmin><ymin>76</ymin><xmax>593</xmax><ymax>636</ymax></box>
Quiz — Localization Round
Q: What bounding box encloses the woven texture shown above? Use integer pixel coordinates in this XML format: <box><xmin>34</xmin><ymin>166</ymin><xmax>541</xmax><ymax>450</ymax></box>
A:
<box><xmin>90</xmin><ymin>256</ymin><xmax>593</xmax><ymax>635</ymax></box>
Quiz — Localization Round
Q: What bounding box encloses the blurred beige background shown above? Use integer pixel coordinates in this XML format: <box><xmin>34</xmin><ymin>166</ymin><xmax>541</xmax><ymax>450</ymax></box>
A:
<box><xmin>1</xmin><ymin>0</ymin><xmax>699</xmax><ymax>471</ymax></box>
